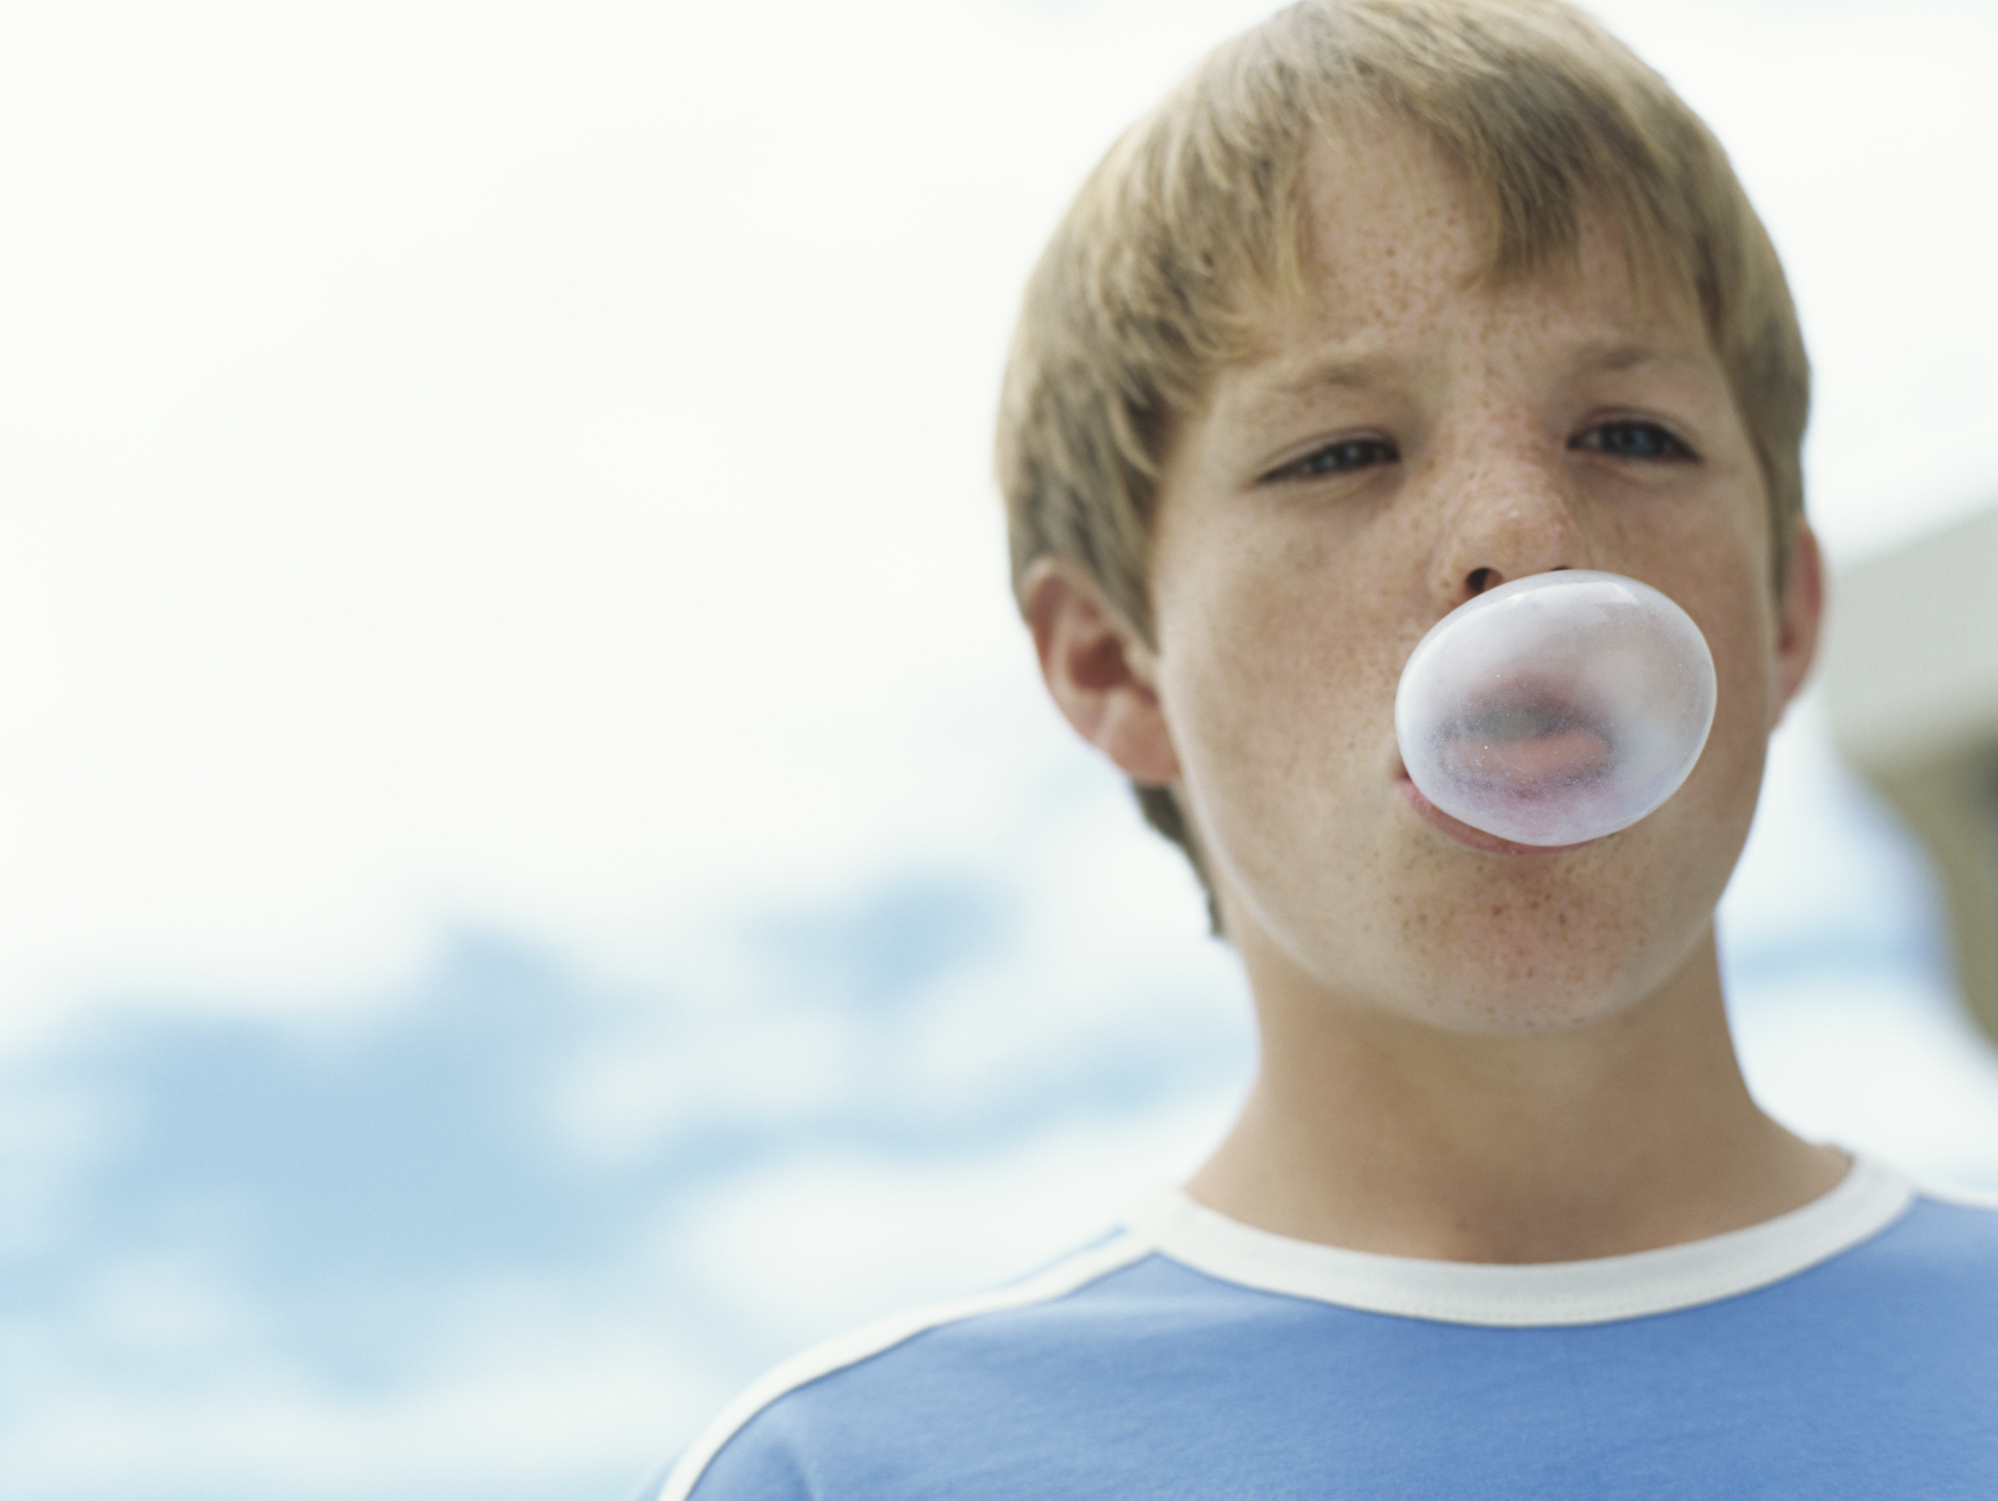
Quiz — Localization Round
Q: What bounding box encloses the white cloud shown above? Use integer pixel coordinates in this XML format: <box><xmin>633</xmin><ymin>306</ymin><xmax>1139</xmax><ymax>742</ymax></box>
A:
<box><xmin>3</xmin><ymin>1338</ymin><xmax>702</xmax><ymax>1501</ymax></box>
<box><xmin>663</xmin><ymin>1091</ymin><xmax>1241</xmax><ymax>1354</ymax></box>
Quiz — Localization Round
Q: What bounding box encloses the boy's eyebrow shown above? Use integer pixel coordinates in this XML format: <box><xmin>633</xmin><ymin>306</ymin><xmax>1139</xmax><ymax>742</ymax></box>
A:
<box><xmin>1582</xmin><ymin>342</ymin><xmax>1709</xmax><ymax>376</ymax></box>
<box><xmin>1259</xmin><ymin>341</ymin><xmax>1710</xmax><ymax>402</ymax></box>
<box><xmin>1263</xmin><ymin>355</ymin><xmax>1400</xmax><ymax>403</ymax></box>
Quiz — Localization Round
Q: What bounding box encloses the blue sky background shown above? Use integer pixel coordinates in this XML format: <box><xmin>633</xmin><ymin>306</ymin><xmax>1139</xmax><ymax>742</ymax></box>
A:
<box><xmin>1</xmin><ymin>1</ymin><xmax>1996</xmax><ymax>1497</ymax></box>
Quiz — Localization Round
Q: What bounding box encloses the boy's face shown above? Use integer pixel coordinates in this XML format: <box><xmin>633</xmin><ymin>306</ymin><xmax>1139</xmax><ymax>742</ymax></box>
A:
<box><xmin>1119</xmin><ymin>120</ymin><xmax>1819</xmax><ymax>1035</ymax></box>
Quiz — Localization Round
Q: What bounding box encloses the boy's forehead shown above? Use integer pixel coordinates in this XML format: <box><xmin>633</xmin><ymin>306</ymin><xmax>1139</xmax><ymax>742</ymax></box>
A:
<box><xmin>1293</xmin><ymin>122</ymin><xmax>1483</xmax><ymax>297</ymax></box>
<box><xmin>1207</xmin><ymin>121</ymin><xmax>1721</xmax><ymax>413</ymax></box>
<box><xmin>1281</xmin><ymin>120</ymin><xmax>1703</xmax><ymax>342</ymax></box>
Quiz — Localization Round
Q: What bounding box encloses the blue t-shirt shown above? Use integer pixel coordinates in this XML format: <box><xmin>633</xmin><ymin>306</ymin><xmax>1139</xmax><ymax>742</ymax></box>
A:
<box><xmin>647</xmin><ymin>1158</ymin><xmax>1998</xmax><ymax>1499</ymax></box>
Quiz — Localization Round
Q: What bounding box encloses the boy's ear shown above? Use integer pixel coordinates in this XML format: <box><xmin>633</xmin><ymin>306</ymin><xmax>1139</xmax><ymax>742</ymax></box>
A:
<box><xmin>1022</xmin><ymin>558</ymin><xmax>1182</xmax><ymax>786</ymax></box>
<box><xmin>1772</xmin><ymin>522</ymin><xmax>1825</xmax><ymax>726</ymax></box>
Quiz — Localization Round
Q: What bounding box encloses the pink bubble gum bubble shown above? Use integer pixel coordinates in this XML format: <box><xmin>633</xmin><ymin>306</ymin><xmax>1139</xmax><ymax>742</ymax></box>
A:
<box><xmin>1394</xmin><ymin>571</ymin><xmax>1716</xmax><ymax>848</ymax></box>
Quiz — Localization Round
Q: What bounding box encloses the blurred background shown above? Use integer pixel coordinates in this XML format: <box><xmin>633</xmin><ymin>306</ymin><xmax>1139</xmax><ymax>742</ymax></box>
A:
<box><xmin>1</xmin><ymin>1</ymin><xmax>1994</xmax><ymax>1497</ymax></box>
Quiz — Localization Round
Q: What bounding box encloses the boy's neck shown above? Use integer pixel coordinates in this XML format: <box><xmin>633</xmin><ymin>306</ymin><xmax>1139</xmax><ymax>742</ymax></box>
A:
<box><xmin>1184</xmin><ymin>927</ymin><xmax>1848</xmax><ymax>1264</ymax></box>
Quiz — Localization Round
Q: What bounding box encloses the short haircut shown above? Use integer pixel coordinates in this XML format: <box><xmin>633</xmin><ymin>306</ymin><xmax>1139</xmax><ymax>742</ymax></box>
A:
<box><xmin>995</xmin><ymin>0</ymin><xmax>1810</xmax><ymax>910</ymax></box>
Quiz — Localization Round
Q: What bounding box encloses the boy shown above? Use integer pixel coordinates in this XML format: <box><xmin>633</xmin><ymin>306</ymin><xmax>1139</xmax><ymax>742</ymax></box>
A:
<box><xmin>645</xmin><ymin>1</ymin><xmax>1998</xmax><ymax>1495</ymax></box>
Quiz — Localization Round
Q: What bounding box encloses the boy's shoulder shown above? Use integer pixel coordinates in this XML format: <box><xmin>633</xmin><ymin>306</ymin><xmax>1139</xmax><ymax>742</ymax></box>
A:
<box><xmin>651</xmin><ymin>1160</ymin><xmax>1998</xmax><ymax>1501</ymax></box>
<box><xmin>641</xmin><ymin>1226</ymin><xmax>1166</xmax><ymax>1501</ymax></box>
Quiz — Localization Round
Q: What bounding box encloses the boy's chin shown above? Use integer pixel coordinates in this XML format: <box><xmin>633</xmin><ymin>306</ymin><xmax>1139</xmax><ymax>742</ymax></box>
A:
<box><xmin>1369</xmin><ymin>923</ymin><xmax>1665</xmax><ymax>1037</ymax></box>
<box><xmin>1400</xmin><ymin>868</ymin><xmax>1710</xmax><ymax>1036</ymax></box>
<box><xmin>1230</xmin><ymin>861</ymin><xmax>1707</xmax><ymax>1041</ymax></box>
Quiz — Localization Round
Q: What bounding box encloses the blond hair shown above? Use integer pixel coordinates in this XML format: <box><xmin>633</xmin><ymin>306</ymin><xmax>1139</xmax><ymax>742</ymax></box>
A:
<box><xmin>995</xmin><ymin>0</ymin><xmax>1809</xmax><ymax>906</ymax></box>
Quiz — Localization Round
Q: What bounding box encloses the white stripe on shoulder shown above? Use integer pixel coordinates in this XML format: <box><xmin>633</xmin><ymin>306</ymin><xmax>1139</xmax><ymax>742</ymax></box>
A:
<box><xmin>1912</xmin><ymin>1173</ymin><xmax>1998</xmax><ymax>1210</ymax></box>
<box><xmin>651</xmin><ymin>1227</ymin><xmax>1158</xmax><ymax>1501</ymax></box>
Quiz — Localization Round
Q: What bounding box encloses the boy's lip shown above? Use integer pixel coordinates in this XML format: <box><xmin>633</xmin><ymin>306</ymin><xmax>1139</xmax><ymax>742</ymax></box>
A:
<box><xmin>1394</xmin><ymin>771</ymin><xmax>1594</xmax><ymax>856</ymax></box>
<box><xmin>1432</xmin><ymin>684</ymin><xmax>1616</xmax><ymax>795</ymax></box>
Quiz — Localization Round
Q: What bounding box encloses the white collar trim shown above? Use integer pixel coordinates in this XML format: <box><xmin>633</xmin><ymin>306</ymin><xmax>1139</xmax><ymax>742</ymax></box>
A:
<box><xmin>1123</xmin><ymin>1155</ymin><xmax>1913</xmax><ymax>1327</ymax></box>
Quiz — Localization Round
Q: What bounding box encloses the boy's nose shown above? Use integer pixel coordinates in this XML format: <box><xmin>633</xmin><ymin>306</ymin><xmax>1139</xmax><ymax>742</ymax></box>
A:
<box><xmin>1432</xmin><ymin>450</ymin><xmax>1584</xmax><ymax>607</ymax></box>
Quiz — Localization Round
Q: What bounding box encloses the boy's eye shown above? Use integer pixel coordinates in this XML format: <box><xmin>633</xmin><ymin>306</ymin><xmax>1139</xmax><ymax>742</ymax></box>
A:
<box><xmin>1271</xmin><ymin>436</ymin><xmax>1399</xmax><ymax>480</ymax></box>
<box><xmin>1573</xmin><ymin>420</ymin><xmax>1695</xmax><ymax>461</ymax></box>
